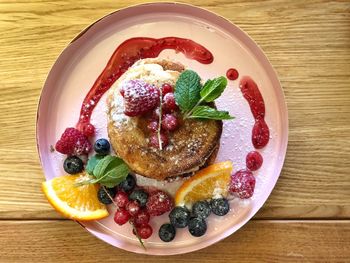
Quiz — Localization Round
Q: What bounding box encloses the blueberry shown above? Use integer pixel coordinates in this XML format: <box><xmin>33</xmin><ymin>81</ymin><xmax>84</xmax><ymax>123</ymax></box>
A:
<box><xmin>129</xmin><ymin>189</ymin><xmax>149</xmax><ymax>207</ymax></box>
<box><xmin>192</xmin><ymin>201</ymin><xmax>211</xmax><ymax>219</ymax></box>
<box><xmin>63</xmin><ymin>156</ymin><xmax>83</xmax><ymax>174</ymax></box>
<box><xmin>169</xmin><ymin>206</ymin><xmax>190</xmax><ymax>228</ymax></box>
<box><xmin>94</xmin><ymin>138</ymin><xmax>110</xmax><ymax>155</ymax></box>
<box><xmin>97</xmin><ymin>187</ymin><xmax>116</xmax><ymax>204</ymax></box>
<box><xmin>210</xmin><ymin>198</ymin><xmax>230</xmax><ymax>216</ymax></box>
<box><xmin>188</xmin><ymin>217</ymin><xmax>207</xmax><ymax>237</ymax></box>
<box><xmin>159</xmin><ymin>223</ymin><xmax>176</xmax><ymax>242</ymax></box>
<box><xmin>119</xmin><ymin>174</ymin><xmax>136</xmax><ymax>192</ymax></box>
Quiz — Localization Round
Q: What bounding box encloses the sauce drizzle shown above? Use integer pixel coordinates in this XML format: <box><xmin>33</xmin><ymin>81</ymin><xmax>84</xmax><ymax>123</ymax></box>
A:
<box><xmin>76</xmin><ymin>37</ymin><xmax>214</xmax><ymax>131</ymax></box>
<box><xmin>226</xmin><ymin>68</ymin><xmax>239</xmax><ymax>80</ymax></box>
<box><xmin>239</xmin><ymin>76</ymin><xmax>270</xmax><ymax>149</ymax></box>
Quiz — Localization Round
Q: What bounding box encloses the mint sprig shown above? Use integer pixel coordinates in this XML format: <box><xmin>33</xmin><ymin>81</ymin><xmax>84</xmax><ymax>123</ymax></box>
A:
<box><xmin>86</xmin><ymin>155</ymin><xmax>104</xmax><ymax>175</ymax></box>
<box><xmin>75</xmin><ymin>157</ymin><xmax>145</xmax><ymax>249</ymax></box>
<box><xmin>174</xmin><ymin>70</ymin><xmax>234</xmax><ymax>120</ymax></box>
<box><xmin>76</xmin><ymin>155</ymin><xmax>129</xmax><ymax>188</ymax></box>
<box><xmin>189</xmin><ymin>105</ymin><xmax>233</xmax><ymax>120</ymax></box>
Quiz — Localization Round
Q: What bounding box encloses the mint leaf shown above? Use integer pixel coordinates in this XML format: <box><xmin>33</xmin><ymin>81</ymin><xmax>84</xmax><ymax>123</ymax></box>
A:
<box><xmin>93</xmin><ymin>155</ymin><xmax>116</xmax><ymax>178</ymax></box>
<box><xmin>90</xmin><ymin>156</ymin><xmax>130</xmax><ymax>187</ymax></box>
<box><xmin>189</xmin><ymin>105</ymin><xmax>234</xmax><ymax>120</ymax></box>
<box><xmin>86</xmin><ymin>155</ymin><xmax>104</xmax><ymax>175</ymax></box>
<box><xmin>174</xmin><ymin>70</ymin><xmax>201</xmax><ymax>113</ymax></box>
<box><xmin>96</xmin><ymin>164</ymin><xmax>129</xmax><ymax>188</ymax></box>
<box><xmin>200</xmin><ymin>76</ymin><xmax>227</xmax><ymax>102</ymax></box>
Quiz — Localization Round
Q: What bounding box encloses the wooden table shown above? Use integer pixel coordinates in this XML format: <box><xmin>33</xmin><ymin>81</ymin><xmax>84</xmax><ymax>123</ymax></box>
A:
<box><xmin>1</xmin><ymin>0</ymin><xmax>349</xmax><ymax>262</ymax></box>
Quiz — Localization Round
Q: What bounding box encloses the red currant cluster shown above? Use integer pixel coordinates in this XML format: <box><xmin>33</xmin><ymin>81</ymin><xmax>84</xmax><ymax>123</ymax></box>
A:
<box><xmin>120</xmin><ymin>80</ymin><xmax>180</xmax><ymax>149</ymax></box>
<box><xmin>148</xmin><ymin>83</ymin><xmax>180</xmax><ymax>149</ymax></box>
<box><xmin>113</xmin><ymin>191</ymin><xmax>153</xmax><ymax>239</ymax></box>
<box><xmin>111</xmin><ymin>175</ymin><xmax>174</xmax><ymax>239</ymax></box>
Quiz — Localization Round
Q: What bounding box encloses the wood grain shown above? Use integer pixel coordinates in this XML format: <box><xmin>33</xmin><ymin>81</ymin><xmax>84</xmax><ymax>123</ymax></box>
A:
<box><xmin>1</xmin><ymin>0</ymin><xmax>350</xmax><ymax>261</ymax></box>
<box><xmin>1</xmin><ymin>0</ymin><xmax>349</xmax><ymax>219</ymax></box>
<box><xmin>0</xmin><ymin>220</ymin><xmax>348</xmax><ymax>262</ymax></box>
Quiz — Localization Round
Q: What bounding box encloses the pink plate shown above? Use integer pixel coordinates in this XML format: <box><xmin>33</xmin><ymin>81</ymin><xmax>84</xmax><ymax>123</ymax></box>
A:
<box><xmin>37</xmin><ymin>3</ymin><xmax>288</xmax><ymax>255</ymax></box>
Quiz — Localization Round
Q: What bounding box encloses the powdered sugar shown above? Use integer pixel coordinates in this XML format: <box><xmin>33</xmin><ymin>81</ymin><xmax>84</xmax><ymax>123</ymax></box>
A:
<box><xmin>110</xmin><ymin>94</ymin><xmax>129</xmax><ymax>126</ymax></box>
<box><xmin>109</xmin><ymin>61</ymin><xmax>179</xmax><ymax>129</ymax></box>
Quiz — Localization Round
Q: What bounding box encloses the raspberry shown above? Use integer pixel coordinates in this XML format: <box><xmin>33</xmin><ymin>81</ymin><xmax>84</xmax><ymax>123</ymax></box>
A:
<box><xmin>161</xmin><ymin>83</ymin><xmax>173</xmax><ymax>95</ymax></box>
<box><xmin>149</xmin><ymin>132</ymin><xmax>169</xmax><ymax>149</ymax></box>
<box><xmin>163</xmin><ymin>93</ymin><xmax>178</xmax><ymax>111</ymax></box>
<box><xmin>114</xmin><ymin>191</ymin><xmax>129</xmax><ymax>208</ymax></box>
<box><xmin>77</xmin><ymin>122</ymin><xmax>95</xmax><ymax>138</ymax></box>
<box><xmin>229</xmin><ymin>170</ymin><xmax>256</xmax><ymax>199</ymax></box>
<box><xmin>146</xmin><ymin>190</ymin><xmax>174</xmax><ymax>216</ymax></box>
<box><xmin>114</xmin><ymin>209</ymin><xmax>130</xmax><ymax>225</ymax></box>
<box><xmin>246</xmin><ymin>151</ymin><xmax>263</xmax><ymax>171</ymax></box>
<box><xmin>123</xmin><ymin>80</ymin><xmax>160</xmax><ymax>117</ymax></box>
<box><xmin>55</xmin><ymin>128</ymin><xmax>92</xmax><ymax>155</ymax></box>
<box><xmin>162</xmin><ymin>114</ymin><xmax>179</xmax><ymax>131</ymax></box>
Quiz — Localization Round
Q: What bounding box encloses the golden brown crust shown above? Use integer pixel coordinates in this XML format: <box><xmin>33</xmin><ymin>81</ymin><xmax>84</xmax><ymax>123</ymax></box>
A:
<box><xmin>107</xmin><ymin>58</ymin><xmax>222</xmax><ymax>180</ymax></box>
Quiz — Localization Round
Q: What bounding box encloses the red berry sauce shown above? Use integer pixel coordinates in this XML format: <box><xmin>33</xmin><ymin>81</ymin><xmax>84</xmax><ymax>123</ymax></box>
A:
<box><xmin>239</xmin><ymin>76</ymin><xmax>270</xmax><ymax>149</ymax></box>
<box><xmin>76</xmin><ymin>37</ymin><xmax>214</xmax><ymax>132</ymax></box>
<box><xmin>226</xmin><ymin>68</ymin><xmax>239</xmax><ymax>80</ymax></box>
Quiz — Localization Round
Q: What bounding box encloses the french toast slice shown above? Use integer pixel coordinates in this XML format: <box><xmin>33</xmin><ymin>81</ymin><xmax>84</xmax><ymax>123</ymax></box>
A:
<box><xmin>107</xmin><ymin>58</ymin><xmax>222</xmax><ymax>180</ymax></box>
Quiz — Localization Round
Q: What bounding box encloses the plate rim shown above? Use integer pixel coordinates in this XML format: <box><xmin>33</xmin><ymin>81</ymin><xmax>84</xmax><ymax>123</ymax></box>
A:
<box><xmin>36</xmin><ymin>2</ymin><xmax>289</xmax><ymax>255</ymax></box>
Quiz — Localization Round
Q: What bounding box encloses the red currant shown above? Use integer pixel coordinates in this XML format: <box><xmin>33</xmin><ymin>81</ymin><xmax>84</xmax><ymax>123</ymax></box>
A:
<box><xmin>162</xmin><ymin>114</ymin><xmax>179</xmax><ymax>131</ymax></box>
<box><xmin>136</xmin><ymin>224</ymin><xmax>153</xmax><ymax>239</ymax></box>
<box><xmin>149</xmin><ymin>132</ymin><xmax>169</xmax><ymax>148</ymax></box>
<box><xmin>126</xmin><ymin>200</ymin><xmax>141</xmax><ymax>216</ymax></box>
<box><xmin>161</xmin><ymin>83</ymin><xmax>173</xmax><ymax>95</ymax></box>
<box><xmin>114</xmin><ymin>209</ymin><xmax>130</xmax><ymax>225</ymax></box>
<box><xmin>147</xmin><ymin>120</ymin><xmax>159</xmax><ymax>132</ymax></box>
<box><xmin>163</xmin><ymin>93</ymin><xmax>178</xmax><ymax>111</ymax></box>
<box><xmin>133</xmin><ymin>210</ymin><xmax>150</xmax><ymax>226</ymax></box>
<box><xmin>114</xmin><ymin>191</ymin><xmax>129</xmax><ymax>208</ymax></box>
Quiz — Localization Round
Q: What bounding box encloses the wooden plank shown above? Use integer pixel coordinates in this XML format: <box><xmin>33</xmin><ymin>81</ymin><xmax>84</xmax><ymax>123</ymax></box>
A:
<box><xmin>0</xmin><ymin>220</ymin><xmax>348</xmax><ymax>262</ymax></box>
<box><xmin>0</xmin><ymin>0</ymin><xmax>350</xmax><ymax>219</ymax></box>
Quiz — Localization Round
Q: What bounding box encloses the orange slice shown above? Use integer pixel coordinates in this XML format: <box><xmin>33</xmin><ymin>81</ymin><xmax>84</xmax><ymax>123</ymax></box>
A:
<box><xmin>42</xmin><ymin>173</ymin><xmax>109</xmax><ymax>221</ymax></box>
<box><xmin>175</xmin><ymin>161</ymin><xmax>233</xmax><ymax>206</ymax></box>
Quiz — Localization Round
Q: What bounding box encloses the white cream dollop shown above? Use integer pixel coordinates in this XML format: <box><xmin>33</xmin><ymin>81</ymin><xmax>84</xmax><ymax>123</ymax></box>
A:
<box><xmin>109</xmin><ymin>59</ymin><xmax>180</xmax><ymax>128</ymax></box>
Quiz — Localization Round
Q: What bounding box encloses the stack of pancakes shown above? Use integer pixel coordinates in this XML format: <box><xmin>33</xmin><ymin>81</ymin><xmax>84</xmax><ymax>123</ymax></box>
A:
<box><xmin>107</xmin><ymin>58</ymin><xmax>222</xmax><ymax>181</ymax></box>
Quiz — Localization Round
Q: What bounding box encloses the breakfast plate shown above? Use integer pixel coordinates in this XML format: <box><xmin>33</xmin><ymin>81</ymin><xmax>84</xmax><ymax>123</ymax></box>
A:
<box><xmin>37</xmin><ymin>3</ymin><xmax>288</xmax><ymax>255</ymax></box>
